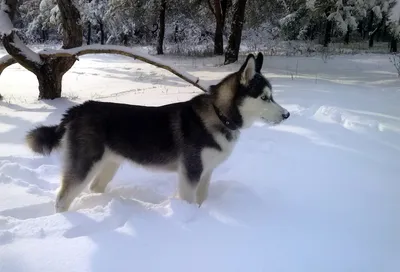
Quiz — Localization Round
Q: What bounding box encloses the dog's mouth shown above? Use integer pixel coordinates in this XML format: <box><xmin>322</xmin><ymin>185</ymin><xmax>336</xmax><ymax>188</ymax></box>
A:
<box><xmin>260</xmin><ymin>117</ymin><xmax>283</xmax><ymax>125</ymax></box>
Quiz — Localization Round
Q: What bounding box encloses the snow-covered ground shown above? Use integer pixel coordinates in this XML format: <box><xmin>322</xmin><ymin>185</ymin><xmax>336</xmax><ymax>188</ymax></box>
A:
<box><xmin>0</xmin><ymin>48</ymin><xmax>399</xmax><ymax>272</ymax></box>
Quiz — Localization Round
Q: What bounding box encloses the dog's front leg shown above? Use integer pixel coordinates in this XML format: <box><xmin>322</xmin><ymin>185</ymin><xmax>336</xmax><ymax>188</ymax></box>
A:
<box><xmin>196</xmin><ymin>171</ymin><xmax>212</xmax><ymax>206</ymax></box>
<box><xmin>177</xmin><ymin>162</ymin><xmax>201</xmax><ymax>204</ymax></box>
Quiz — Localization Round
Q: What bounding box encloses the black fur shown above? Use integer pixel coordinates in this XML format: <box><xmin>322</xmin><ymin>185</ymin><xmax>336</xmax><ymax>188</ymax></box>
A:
<box><xmin>26</xmin><ymin>125</ymin><xmax>65</xmax><ymax>155</ymax></box>
<box><xmin>28</xmin><ymin>96</ymin><xmax>222</xmax><ymax>181</ymax></box>
<box><xmin>247</xmin><ymin>74</ymin><xmax>272</xmax><ymax>98</ymax></box>
<box><xmin>255</xmin><ymin>52</ymin><xmax>264</xmax><ymax>73</ymax></box>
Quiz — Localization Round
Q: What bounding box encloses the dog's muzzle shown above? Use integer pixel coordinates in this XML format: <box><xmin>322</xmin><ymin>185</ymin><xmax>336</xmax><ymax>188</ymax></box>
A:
<box><xmin>282</xmin><ymin>112</ymin><xmax>290</xmax><ymax>120</ymax></box>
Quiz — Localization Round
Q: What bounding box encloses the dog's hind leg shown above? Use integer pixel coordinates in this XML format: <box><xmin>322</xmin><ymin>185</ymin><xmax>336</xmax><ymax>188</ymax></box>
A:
<box><xmin>55</xmin><ymin>134</ymin><xmax>105</xmax><ymax>213</ymax></box>
<box><xmin>196</xmin><ymin>171</ymin><xmax>212</xmax><ymax>206</ymax></box>
<box><xmin>89</xmin><ymin>160</ymin><xmax>120</xmax><ymax>193</ymax></box>
<box><xmin>55</xmin><ymin>159</ymin><xmax>105</xmax><ymax>213</ymax></box>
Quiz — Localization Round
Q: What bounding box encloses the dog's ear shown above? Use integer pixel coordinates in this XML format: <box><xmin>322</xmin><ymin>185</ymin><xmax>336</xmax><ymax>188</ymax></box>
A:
<box><xmin>239</xmin><ymin>54</ymin><xmax>256</xmax><ymax>86</ymax></box>
<box><xmin>255</xmin><ymin>52</ymin><xmax>263</xmax><ymax>73</ymax></box>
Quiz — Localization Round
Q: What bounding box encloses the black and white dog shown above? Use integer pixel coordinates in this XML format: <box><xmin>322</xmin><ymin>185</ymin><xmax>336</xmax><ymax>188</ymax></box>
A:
<box><xmin>26</xmin><ymin>52</ymin><xmax>290</xmax><ymax>213</ymax></box>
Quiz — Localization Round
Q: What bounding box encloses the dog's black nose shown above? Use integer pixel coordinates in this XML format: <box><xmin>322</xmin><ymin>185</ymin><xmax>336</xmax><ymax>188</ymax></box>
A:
<box><xmin>282</xmin><ymin>112</ymin><xmax>290</xmax><ymax>119</ymax></box>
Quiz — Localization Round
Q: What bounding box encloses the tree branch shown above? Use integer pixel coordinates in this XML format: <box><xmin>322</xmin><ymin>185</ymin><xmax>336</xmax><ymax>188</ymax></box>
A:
<box><xmin>1</xmin><ymin>0</ymin><xmax>42</xmax><ymax>73</ymax></box>
<box><xmin>56</xmin><ymin>0</ymin><xmax>83</xmax><ymax>48</ymax></box>
<box><xmin>207</xmin><ymin>0</ymin><xmax>216</xmax><ymax>16</ymax></box>
<box><xmin>40</xmin><ymin>45</ymin><xmax>211</xmax><ymax>92</ymax></box>
<box><xmin>1</xmin><ymin>44</ymin><xmax>212</xmax><ymax>93</ymax></box>
<box><xmin>0</xmin><ymin>54</ymin><xmax>15</xmax><ymax>75</ymax></box>
<box><xmin>2</xmin><ymin>32</ymin><xmax>43</xmax><ymax>72</ymax></box>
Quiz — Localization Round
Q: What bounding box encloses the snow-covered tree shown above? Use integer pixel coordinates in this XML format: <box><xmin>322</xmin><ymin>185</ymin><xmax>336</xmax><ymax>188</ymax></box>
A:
<box><xmin>1</xmin><ymin>0</ymin><xmax>82</xmax><ymax>99</ymax></box>
<box><xmin>21</xmin><ymin>0</ymin><xmax>60</xmax><ymax>42</ymax></box>
<box><xmin>388</xmin><ymin>1</ymin><xmax>400</xmax><ymax>51</ymax></box>
<box><xmin>77</xmin><ymin>0</ymin><xmax>108</xmax><ymax>44</ymax></box>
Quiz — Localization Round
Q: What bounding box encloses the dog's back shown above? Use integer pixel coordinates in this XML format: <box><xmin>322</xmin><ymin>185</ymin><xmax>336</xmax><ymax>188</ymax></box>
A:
<box><xmin>61</xmin><ymin>100</ymin><xmax>181</xmax><ymax>166</ymax></box>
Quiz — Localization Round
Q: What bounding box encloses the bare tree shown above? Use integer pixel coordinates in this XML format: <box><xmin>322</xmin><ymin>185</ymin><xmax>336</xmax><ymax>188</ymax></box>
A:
<box><xmin>207</xmin><ymin>0</ymin><xmax>230</xmax><ymax>55</ymax></box>
<box><xmin>1</xmin><ymin>0</ymin><xmax>82</xmax><ymax>99</ymax></box>
<box><xmin>1</xmin><ymin>0</ymin><xmax>212</xmax><ymax>99</ymax></box>
<box><xmin>368</xmin><ymin>11</ymin><xmax>386</xmax><ymax>48</ymax></box>
<box><xmin>390</xmin><ymin>36</ymin><xmax>398</xmax><ymax>53</ymax></box>
<box><xmin>156</xmin><ymin>0</ymin><xmax>166</xmax><ymax>55</ymax></box>
<box><xmin>224</xmin><ymin>0</ymin><xmax>247</xmax><ymax>64</ymax></box>
<box><xmin>323</xmin><ymin>18</ymin><xmax>333</xmax><ymax>47</ymax></box>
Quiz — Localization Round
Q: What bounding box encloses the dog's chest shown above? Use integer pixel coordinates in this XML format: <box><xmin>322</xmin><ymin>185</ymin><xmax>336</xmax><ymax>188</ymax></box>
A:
<box><xmin>200</xmin><ymin>133</ymin><xmax>237</xmax><ymax>172</ymax></box>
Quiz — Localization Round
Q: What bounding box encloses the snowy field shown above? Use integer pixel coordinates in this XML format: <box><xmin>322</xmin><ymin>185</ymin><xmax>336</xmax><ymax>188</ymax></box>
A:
<box><xmin>0</xmin><ymin>48</ymin><xmax>399</xmax><ymax>272</ymax></box>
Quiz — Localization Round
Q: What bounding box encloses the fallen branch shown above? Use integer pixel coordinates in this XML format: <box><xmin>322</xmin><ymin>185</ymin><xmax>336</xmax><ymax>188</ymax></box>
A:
<box><xmin>0</xmin><ymin>54</ymin><xmax>15</xmax><ymax>75</ymax></box>
<box><xmin>1</xmin><ymin>44</ymin><xmax>212</xmax><ymax>93</ymax></box>
<box><xmin>39</xmin><ymin>45</ymin><xmax>211</xmax><ymax>92</ymax></box>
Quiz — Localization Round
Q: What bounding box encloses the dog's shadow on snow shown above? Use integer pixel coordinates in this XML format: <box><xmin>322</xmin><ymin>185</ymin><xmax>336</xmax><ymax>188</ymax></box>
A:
<box><xmin>58</xmin><ymin>178</ymin><xmax>269</xmax><ymax>272</ymax></box>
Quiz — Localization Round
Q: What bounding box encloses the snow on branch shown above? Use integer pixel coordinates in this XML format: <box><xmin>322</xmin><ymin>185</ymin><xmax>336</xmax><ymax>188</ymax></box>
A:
<box><xmin>40</xmin><ymin>45</ymin><xmax>212</xmax><ymax>92</ymax></box>
<box><xmin>0</xmin><ymin>9</ymin><xmax>13</xmax><ymax>36</ymax></box>
<box><xmin>1</xmin><ymin>0</ymin><xmax>43</xmax><ymax>70</ymax></box>
<box><xmin>9</xmin><ymin>35</ymin><xmax>43</xmax><ymax>64</ymax></box>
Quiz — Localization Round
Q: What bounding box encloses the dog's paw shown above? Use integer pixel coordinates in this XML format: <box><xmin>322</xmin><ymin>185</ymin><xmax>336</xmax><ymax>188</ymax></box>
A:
<box><xmin>165</xmin><ymin>198</ymin><xmax>200</xmax><ymax>223</ymax></box>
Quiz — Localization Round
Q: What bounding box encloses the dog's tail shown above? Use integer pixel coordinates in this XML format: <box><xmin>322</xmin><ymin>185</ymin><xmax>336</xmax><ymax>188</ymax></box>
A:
<box><xmin>25</xmin><ymin>124</ymin><xmax>66</xmax><ymax>155</ymax></box>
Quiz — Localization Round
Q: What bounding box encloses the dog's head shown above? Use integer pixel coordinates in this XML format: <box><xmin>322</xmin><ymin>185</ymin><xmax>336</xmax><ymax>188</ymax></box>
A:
<box><xmin>238</xmin><ymin>52</ymin><xmax>290</xmax><ymax>127</ymax></box>
<box><xmin>211</xmin><ymin>52</ymin><xmax>290</xmax><ymax>130</ymax></box>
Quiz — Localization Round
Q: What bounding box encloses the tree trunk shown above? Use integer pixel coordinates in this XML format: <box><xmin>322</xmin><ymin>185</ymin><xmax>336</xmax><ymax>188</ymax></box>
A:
<box><xmin>87</xmin><ymin>21</ymin><xmax>91</xmax><ymax>45</ymax></box>
<box><xmin>382</xmin><ymin>22</ymin><xmax>388</xmax><ymax>41</ymax></box>
<box><xmin>376</xmin><ymin>15</ymin><xmax>386</xmax><ymax>42</ymax></box>
<box><xmin>99</xmin><ymin>22</ymin><xmax>105</xmax><ymax>44</ymax></box>
<box><xmin>37</xmin><ymin>69</ymin><xmax>62</xmax><ymax>100</ymax></box>
<box><xmin>214</xmin><ymin>19</ymin><xmax>224</xmax><ymax>55</ymax></box>
<box><xmin>368</xmin><ymin>32</ymin><xmax>374</xmax><ymax>47</ymax></box>
<box><xmin>37</xmin><ymin>56</ymin><xmax>76</xmax><ymax>99</ymax></box>
<box><xmin>367</xmin><ymin>10</ymin><xmax>374</xmax><ymax>35</ymax></box>
<box><xmin>323</xmin><ymin>19</ymin><xmax>332</xmax><ymax>47</ymax></box>
<box><xmin>390</xmin><ymin>37</ymin><xmax>398</xmax><ymax>53</ymax></box>
<box><xmin>344</xmin><ymin>26</ymin><xmax>350</xmax><ymax>44</ymax></box>
<box><xmin>213</xmin><ymin>0</ymin><xmax>224</xmax><ymax>55</ymax></box>
<box><xmin>123</xmin><ymin>34</ymin><xmax>128</xmax><ymax>46</ymax></box>
<box><xmin>41</xmin><ymin>30</ymin><xmax>46</xmax><ymax>43</ymax></box>
<box><xmin>56</xmin><ymin>0</ymin><xmax>83</xmax><ymax>49</ymax></box>
<box><xmin>224</xmin><ymin>0</ymin><xmax>247</xmax><ymax>64</ymax></box>
<box><xmin>367</xmin><ymin>9</ymin><xmax>374</xmax><ymax>46</ymax></box>
<box><xmin>1</xmin><ymin>0</ymin><xmax>83</xmax><ymax>100</ymax></box>
<box><xmin>357</xmin><ymin>21</ymin><xmax>363</xmax><ymax>38</ymax></box>
<box><xmin>156</xmin><ymin>0</ymin><xmax>166</xmax><ymax>55</ymax></box>
<box><xmin>3</xmin><ymin>32</ymin><xmax>77</xmax><ymax>99</ymax></box>
<box><xmin>369</xmin><ymin>13</ymin><xmax>385</xmax><ymax>48</ymax></box>
<box><xmin>376</xmin><ymin>26</ymin><xmax>382</xmax><ymax>42</ymax></box>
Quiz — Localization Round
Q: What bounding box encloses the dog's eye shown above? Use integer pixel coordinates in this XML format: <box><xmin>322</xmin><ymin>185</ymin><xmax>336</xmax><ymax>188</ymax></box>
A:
<box><xmin>261</xmin><ymin>95</ymin><xmax>269</xmax><ymax>101</ymax></box>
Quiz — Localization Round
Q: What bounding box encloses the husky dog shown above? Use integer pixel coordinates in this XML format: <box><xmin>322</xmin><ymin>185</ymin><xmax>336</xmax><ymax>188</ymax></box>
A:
<box><xmin>25</xmin><ymin>52</ymin><xmax>290</xmax><ymax>213</ymax></box>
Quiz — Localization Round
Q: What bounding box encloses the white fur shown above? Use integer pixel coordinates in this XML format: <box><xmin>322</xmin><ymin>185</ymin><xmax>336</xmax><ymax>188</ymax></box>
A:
<box><xmin>177</xmin><ymin>162</ymin><xmax>196</xmax><ymax>203</ymax></box>
<box><xmin>176</xmin><ymin>133</ymin><xmax>237</xmax><ymax>205</ymax></box>
<box><xmin>201</xmin><ymin>133</ymin><xmax>237</xmax><ymax>173</ymax></box>
<box><xmin>238</xmin><ymin>56</ymin><xmax>288</xmax><ymax>126</ymax></box>
<box><xmin>196</xmin><ymin>171</ymin><xmax>212</xmax><ymax>206</ymax></box>
<box><xmin>90</xmin><ymin>160</ymin><xmax>120</xmax><ymax>193</ymax></box>
<box><xmin>55</xmin><ymin>147</ymin><xmax>123</xmax><ymax>213</ymax></box>
<box><xmin>240</xmin><ymin>86</ymin><xmax>288</xmax><ymax>126</ymax></box>
<box><xmin>56</xmin><ymin>160</ymin><xmax>105</xmax><ymax>213</ymax></box>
